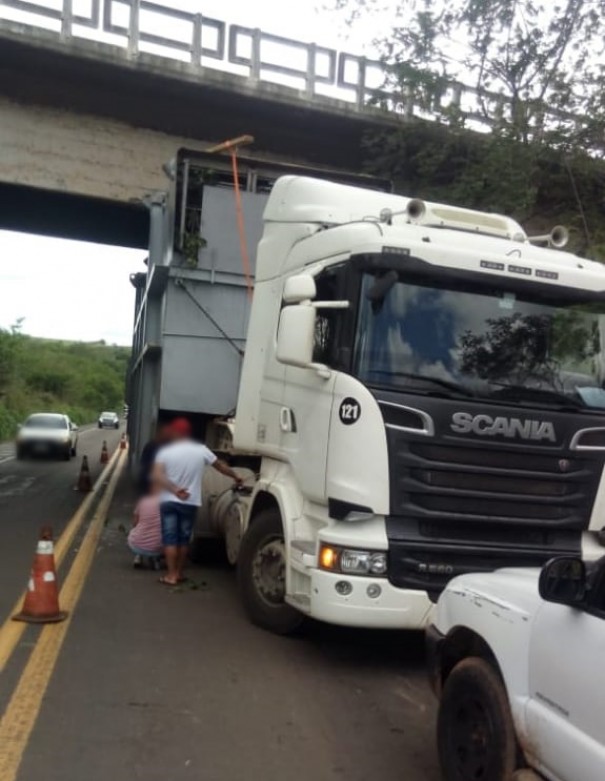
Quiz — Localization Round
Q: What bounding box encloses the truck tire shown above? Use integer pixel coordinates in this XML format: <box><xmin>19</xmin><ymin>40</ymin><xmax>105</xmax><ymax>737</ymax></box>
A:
<box><xmin>237</xmin><ymin>508</ymin><xmax>303</xmax><ymax>635</ymax></box>
<box><xmin>437</xmin><ymin>657</ymin><xmax>518</xmax><ymax>781</ymax></box>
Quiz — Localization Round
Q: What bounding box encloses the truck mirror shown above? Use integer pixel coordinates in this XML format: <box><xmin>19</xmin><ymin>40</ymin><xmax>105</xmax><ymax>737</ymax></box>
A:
<box><xmin>539</xmin><ymin>556</ymin><xmax>587</xmax><ymax>607</ymax></box>
<box><xmin>276</xmin><ymin>304</ymin><xmax>316</xmax><ymax>368</ymax></box>
<box><xmin>283</xmin><ymin>274</ymin><xmax>316</xmax><ymax>304</ymax></box>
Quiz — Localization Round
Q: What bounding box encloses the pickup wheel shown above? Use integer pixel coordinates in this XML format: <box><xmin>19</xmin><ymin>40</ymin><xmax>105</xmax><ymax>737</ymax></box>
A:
<box><xmin>237</xmin><ymin>508</ymin><xmax>303</xmax><ymax>635</ymax></box>
<box><xmin>438</xmin><ymin>657</ymin><xmax>518</xmax><ymax>781</ymax></box>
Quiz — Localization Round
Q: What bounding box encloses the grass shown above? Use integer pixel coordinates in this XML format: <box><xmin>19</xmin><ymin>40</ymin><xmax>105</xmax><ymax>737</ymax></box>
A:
<box><xmin>0</xmin><ymin>329</ymin><xmax>130</xmax><ymax>440</ymax></box>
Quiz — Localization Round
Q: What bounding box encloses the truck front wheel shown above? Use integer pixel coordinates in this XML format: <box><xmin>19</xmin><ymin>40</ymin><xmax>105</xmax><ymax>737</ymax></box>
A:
<box><xmin>437</xmin><ymin>657</ymin><xmax>518</xmax><ymax>781</ymax></box>
<box><xmin>237</xmin><ymin>508</ymin><xmax>303</xmax><ymax>635</ymax></box>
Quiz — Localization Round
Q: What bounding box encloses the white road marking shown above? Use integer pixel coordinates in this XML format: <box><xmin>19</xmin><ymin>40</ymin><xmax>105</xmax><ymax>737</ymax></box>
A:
<box><xmin>0</xmin><ymin>444</ymin><xmax>15</xmax><ymax>465</ymax></box>
<box><xmin>0</xmin><ymin>475</ymin><xmax>37</xmax><ymax>498</ymax></box>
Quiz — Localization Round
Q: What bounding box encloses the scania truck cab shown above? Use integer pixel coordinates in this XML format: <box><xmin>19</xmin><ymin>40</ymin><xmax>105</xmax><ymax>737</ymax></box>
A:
<box><xmin>233</xmin><ymin>176</ymin><xmax>605</xmax><ymax>633</ymax></box>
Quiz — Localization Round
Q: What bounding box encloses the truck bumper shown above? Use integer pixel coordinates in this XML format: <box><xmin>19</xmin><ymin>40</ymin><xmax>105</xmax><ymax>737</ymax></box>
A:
<box><xmin>306</xmin><ymin>568</ymin><xmax>434</xmax><ymax>629</ymax></box>
<box><xmin>426</xmin><ymin>623</ymin><xmax>445</xmax><ymax>697</ymax></box>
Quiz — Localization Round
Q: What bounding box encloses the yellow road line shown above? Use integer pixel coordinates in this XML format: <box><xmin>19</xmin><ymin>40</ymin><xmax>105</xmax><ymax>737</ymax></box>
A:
<box><xmin>0</xmin><ymin>446</ymin><xmax>121</xmax><ymax>672</ymax></box>
<box><xmin>0</xmin><ymin>448</ymin><xmax>127</xmax><ymax>781</ymax></box>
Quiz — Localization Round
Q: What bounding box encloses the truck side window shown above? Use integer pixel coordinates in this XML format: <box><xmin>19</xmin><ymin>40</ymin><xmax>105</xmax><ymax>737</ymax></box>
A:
<box><xmin>313</xmin><ymin>271</ymin><xmax>338</xmax><ymax>365</ymax></box>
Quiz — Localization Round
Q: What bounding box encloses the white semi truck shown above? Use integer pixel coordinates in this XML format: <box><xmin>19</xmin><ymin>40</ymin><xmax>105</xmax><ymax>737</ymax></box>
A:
<box><xmin>129</xmin><ymin>151</ymin><xmax>605</xmax><ymax>634</ymax></box>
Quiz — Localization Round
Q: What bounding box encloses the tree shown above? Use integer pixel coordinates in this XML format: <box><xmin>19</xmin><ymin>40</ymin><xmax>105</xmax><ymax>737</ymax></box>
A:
<box><xmin>332</xmin><ymin>0</ymin><xmax>605</xmax><ymax>254</ymax></box>
<box><xmin>0</xmin><ymin>329</ymin><xmax>16</xmax><ymax>396</ymax></box>
<box><xmin>458</xmin><ymin>310</ymin><xmax>596</xmax><ymax>386</ymax></box>
<box><xmin>335</xmin><ymin>1</ymin><xmax>605</xmax><ymax>141</ymax></box>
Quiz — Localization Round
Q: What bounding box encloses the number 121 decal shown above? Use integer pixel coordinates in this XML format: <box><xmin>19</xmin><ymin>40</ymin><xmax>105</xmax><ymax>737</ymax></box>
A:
<box><xmin>339</xmin><ymin>398</ymin><xmax>361</xmax><ymax>425</ymax></box>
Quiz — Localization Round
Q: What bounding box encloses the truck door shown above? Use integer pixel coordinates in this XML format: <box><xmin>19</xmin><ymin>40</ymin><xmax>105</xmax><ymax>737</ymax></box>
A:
<box><xmin>281</xmin><ymin>367</ymin><xmax>337</xmax><ymax>502</ymax></box>
<box><xmin>279</xmin><ymin>269</ymin><xmax>340</xmax><ymax>503</ymax></box>
<box><xmin>526</xmin><ymin>596</ymin><xmax>605</xmax><ymax>780</ymax></box>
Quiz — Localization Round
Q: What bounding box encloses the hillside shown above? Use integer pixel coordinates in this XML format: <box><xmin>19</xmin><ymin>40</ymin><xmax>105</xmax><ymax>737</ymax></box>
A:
<box><xmin>0</xmin><ymin>328</ymin><xmax>130</xmax><ymax>440</ymax></box>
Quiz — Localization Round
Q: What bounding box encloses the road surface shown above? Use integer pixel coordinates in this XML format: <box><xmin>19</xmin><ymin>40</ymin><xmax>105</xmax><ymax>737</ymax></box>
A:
<box><xmin>0</xmin><ymin>425</ymin><xmax>122</xmax><ymax>620</ymax></box>
<box><xmin>0</xmin><ymin>438</ymin><xmax>441</xmax><ymax>781</ymax></box>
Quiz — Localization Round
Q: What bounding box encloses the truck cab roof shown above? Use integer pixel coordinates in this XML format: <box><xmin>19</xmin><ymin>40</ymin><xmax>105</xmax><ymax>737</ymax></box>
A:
<box><xmin>261</xmin><ymin>176</ymin><xmax>605</xmax><ymax>291</ymax></box>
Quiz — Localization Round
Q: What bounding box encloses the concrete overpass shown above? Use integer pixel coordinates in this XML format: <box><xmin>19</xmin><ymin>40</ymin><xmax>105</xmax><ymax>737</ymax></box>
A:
<box><xmin>0</xmin><ymin>0</ymin><xmax>553</xmax><ymax>248</ymax></box>
<box><xmin>0</xmin><ymin>1</ymin><xmax>402</xmax><ymax>246</ymax></box>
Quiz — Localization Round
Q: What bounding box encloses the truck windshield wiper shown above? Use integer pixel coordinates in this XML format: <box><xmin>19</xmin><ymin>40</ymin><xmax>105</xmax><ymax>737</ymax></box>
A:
<box><xmin>488</xmin><ymin>385</ymin><xmax>586</xmax><ymax>410</ymax></box>
<box><xmin>369</xmin><ymin>371</ymin><xmax>475</xmax><ymax>397</ymax></box>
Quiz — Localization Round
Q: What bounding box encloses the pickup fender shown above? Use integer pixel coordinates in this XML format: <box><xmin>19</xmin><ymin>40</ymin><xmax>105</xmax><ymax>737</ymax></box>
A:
<box><xmin>435</xmin><ymin>572</ymin><xmax>539</xmax><ymax>732</ymax></box>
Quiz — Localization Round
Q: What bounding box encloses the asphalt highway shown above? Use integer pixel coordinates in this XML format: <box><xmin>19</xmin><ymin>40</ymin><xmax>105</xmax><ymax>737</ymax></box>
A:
<box><xmin>0</xmin><ymin>425</ymin><xmax>122</xmax><ymax>620</ymax></box>
<box><xmin>0</xmin><ymin>431</ymin><xmax>441</xmax><ymax>781</ymax></box>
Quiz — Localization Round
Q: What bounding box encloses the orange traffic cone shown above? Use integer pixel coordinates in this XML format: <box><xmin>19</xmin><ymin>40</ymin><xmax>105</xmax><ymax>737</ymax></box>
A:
<box><xmin>119</xmin><ymin>433</ymin><xmax>127</xmax><ymax>450</ymax></box>
<box><xmin>100</xmin><ymin>440</ymin><xmax>109</xmax><ymax>464</ymax></box>
<box><xmin>13</xmin><ymin>527</ymin><xmax>67</xmax><ymax>624</ymax></box>
<box><xmin>76</xmin><ymin>455</ymin><xmax>92</xmax><ymax>492</ymax></box>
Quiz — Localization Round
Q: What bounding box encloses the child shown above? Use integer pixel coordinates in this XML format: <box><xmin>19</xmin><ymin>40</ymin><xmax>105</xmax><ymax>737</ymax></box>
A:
<box><xmin>128</xmin><ymin>487</ymin><xmax>163</xmax><ymax>569</ymax></box>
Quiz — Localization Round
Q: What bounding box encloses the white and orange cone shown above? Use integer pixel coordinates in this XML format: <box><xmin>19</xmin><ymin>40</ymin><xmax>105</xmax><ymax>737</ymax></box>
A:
<box><xmin>119</xmin><ymin>433</ymin><xmax>128</xmax><ymax>451</ymax></box>
<box><xmin>100</xmin><ymin>440</ymin><xmax>109</xmax><ymax>464</ymax></box>
<box><xmin>13</xmin><ymin>527</ymin><xmax>67</xmax><ymax>624</ymax></box>
<box><xmin>76</xmin><ymin>455</ymin><xmax>92</xmax><ymax>492</ymax></box>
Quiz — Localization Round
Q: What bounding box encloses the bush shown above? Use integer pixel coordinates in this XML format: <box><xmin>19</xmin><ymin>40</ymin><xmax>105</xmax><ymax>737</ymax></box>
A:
<box><xmin>0</xmin><ymin>404</ymin><xmax>19</xmax><ymax>442</ymax></box>
<box><xmin>0</xmin><ymin>330</ymin><xmax>130</xmax><ymax>439</ymax></box>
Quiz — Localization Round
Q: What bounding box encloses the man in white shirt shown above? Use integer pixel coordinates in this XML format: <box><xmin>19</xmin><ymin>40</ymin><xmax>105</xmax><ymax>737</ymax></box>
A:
<box><xmin>152</xmin><ymin>417</ymin><xmax>243</xmax><ymax>585</ymax></box>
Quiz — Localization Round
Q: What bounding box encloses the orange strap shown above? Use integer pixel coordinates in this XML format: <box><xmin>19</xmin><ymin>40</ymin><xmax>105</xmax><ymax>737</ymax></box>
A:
<box><xmin>230</xmin><ymin>150</ymin><xmax>254</xmax><ymax>300</ymax></box>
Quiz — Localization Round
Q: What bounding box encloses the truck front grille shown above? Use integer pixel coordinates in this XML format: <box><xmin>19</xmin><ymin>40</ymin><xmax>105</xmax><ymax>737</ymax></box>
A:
<box><xmin>385</xmin><ymin>433</ymin><xmax>602</xmax><ymax>595</ymax></box>
<box><xmin>391</xmin><ymin>438</ymin><xmax>598</xmax><ymax>529</ymax></box>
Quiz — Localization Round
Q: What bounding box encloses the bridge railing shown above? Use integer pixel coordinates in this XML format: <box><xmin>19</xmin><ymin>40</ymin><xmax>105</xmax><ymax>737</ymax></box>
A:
<box><xmin>0</xmin><ymin>0</ymin><xmax>570</xmax><ymax>133</ymax></box>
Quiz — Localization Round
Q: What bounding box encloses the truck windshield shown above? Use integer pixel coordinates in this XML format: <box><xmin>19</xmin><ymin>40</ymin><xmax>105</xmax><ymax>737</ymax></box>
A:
<box><xmin>353</xmin><ymin>271</ymin><xmax>605</xmax><ymax>410</ymax></box>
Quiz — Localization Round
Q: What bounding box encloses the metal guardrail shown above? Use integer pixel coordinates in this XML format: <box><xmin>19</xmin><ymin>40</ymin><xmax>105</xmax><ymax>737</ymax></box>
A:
<box><xmin>0</xmin><ymin>0</ymin><xmax>565</xmax><ymax>130</ymax></box>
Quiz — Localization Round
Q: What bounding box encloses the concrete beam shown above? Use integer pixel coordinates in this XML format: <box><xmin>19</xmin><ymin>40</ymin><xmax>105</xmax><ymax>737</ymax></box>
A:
<box><xmin>0</xmin><ymin>19</ymin><xmax>397</xmax><ymax>172</ymax></box>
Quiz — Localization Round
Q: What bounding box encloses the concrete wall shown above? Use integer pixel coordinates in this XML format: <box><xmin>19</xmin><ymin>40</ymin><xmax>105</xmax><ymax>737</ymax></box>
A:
<box><xmin>0</xmin><ymin>23</ymin><xmax>389</xmax><ymax>217</ymax></box>
<box><xmin>0</xmin><ymin>95</ymin><xmax>211</xmax><ymax>204</ymax></box>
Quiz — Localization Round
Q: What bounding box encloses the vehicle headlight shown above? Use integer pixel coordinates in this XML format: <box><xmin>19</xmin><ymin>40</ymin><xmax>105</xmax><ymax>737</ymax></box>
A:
<box><xmin>319</xmin><ymin>545</ymin><xmax>387</xmax><ymax>577</ymax></box>
<box><xmin>369</xmin><ymin>552</ymin><xmax>388</xmax><ymax>575</ymax></box>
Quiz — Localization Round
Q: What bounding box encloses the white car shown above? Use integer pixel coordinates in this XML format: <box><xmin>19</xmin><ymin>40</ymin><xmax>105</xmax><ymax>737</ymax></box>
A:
<box><xmin>16</xmin><ymin>413</ymin><xmax>78</xmax><ymax>460</ymax></box>
<box><xmin>428</xmin><ymin>557</ymin><xmax>605</xmax><ymax>781</ymax></box>
<box><xmin>98</xmin><ymin>411</ymin><xmax>120</xmax><ymax>429</ymax></box>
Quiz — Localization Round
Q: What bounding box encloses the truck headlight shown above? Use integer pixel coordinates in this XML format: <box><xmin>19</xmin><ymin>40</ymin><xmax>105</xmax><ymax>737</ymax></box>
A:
<box><xmin>319</xmin><ymin>545</ymin><xmax>387</xmax><ymax>577</ymax></box>
<box><xmin>369</xmin><ymin>552</ymin><xmax>388</xmax><ymax>575</ymax></box>
<box><xmin>341</xmin><ymin>549</ymin><xmax>371</xmax><ymax>575</ymax></box>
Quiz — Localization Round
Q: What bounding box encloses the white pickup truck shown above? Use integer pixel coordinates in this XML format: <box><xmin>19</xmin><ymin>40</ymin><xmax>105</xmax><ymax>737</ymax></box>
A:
<box><xmin>427</xmin><ymin>556</ymin><xmax>605</xmax><ymax>781</ymax></box>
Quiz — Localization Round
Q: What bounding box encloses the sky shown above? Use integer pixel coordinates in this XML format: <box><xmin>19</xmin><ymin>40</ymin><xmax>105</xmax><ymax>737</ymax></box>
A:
<box><xmin>0</xmin><ymin>0</ymin><xmax>366</xmax><ymax>347</ymax></box>
<box><xmin>0</xmin><ymin>232</ymin><xmax>146</xmax><ymax>345</ymax></box>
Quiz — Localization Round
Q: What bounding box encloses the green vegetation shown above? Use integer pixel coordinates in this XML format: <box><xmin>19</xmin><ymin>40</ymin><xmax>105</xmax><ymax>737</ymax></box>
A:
<box><xmin>0</xmin><ymin>324</ymin><xmax>129</xmax><ymax>440</ymax></box>
<box><xmin>334</xmin><ymin>0</ymin><xmax>605</xmax><ymax>257</ymax></box>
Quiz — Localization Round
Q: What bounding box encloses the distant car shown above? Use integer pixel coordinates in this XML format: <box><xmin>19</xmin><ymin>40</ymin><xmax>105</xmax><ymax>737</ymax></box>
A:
<box><xmin>98</xmin><ymin>411</ymin><xmax>120</xmax><ymax>429</ymax></box>
<box><xmin>16</xmin><ymin>413</ymin><xmax>78</xmax><ymax>460</ymax></box>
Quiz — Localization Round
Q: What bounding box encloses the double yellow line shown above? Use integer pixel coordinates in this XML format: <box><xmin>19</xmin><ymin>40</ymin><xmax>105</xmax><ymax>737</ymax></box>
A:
<box><xmin>0</xmin><ymin>446</ymin><xmax>121</xmax><ymax>672</ymax></box>
<box><xmin>0</xmin><ymin>447</ymin><xmax>127</xmax><ymax>781</ymax></box>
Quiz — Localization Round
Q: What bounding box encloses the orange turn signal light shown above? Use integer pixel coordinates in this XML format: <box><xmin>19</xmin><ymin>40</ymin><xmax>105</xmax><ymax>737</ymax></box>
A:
<box><xmin>320</xmin><ymin>545</ymin><xmax>339</xmax><ymax>570</ymax></box>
